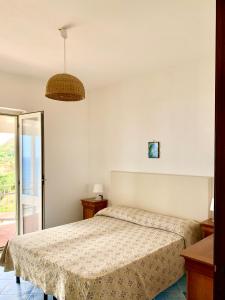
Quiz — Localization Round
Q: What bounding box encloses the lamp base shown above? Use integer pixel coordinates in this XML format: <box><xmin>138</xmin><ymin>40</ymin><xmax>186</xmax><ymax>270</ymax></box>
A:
<box><xmin>95</xmin><ymin>194</ymin><xmax>103</xmax><ymax>200</ymax></box>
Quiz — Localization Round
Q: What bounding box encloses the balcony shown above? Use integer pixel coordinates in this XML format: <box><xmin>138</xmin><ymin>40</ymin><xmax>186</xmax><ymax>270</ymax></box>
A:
<box><xmin>0</xmin><ymin>187</ymin><xmax>16</xmax><ymax>248</ymax></box>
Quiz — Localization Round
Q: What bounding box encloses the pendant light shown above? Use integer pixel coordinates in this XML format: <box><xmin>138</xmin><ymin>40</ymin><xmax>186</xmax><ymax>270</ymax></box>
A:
<box><xmin>45</xmin><ymin>27</ymin><xmax>85</xmax><ymax>101</ymax></box>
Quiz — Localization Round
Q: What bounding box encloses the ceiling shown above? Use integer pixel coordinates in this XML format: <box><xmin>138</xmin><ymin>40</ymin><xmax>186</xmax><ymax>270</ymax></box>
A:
<box><xmin>0</xmin><ymin>0</ymin><xmax>214</xmax><ymax>90</ymax></box>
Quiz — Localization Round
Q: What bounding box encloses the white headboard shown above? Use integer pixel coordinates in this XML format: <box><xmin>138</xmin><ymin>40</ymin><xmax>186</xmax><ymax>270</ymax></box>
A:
<box><xmin>110</xmin><ymin>171</ymin><xmax>213</xmax><ymax>221</ymax></box>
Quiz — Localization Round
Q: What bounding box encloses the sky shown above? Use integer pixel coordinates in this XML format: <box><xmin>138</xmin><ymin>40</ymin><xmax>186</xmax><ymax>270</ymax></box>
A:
<box><xmin>0</xmin><ymin>133</ymin><xmax>14</xmax><ymax>146</ymax></box>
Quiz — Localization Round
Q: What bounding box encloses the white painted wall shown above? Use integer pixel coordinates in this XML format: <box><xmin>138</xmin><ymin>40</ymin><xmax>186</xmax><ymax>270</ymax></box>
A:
<box><xmin>88</xmin><ymin>58</ymin><xmax>215</xmax><ymax>198</ymax></box>
<box><xmin>0</xmin><ymin>55</ymin><xmax>215</xmax><ymax>223</ymax></box>
<box><xmin>0</xmin><ymin>71</ymin><xmax>88</xmax><ymax>227</ymax></box>
<box><xmin>0</xmin><ymin>56</ymin><xmax>215</xmax><ymax>222</ymax></box>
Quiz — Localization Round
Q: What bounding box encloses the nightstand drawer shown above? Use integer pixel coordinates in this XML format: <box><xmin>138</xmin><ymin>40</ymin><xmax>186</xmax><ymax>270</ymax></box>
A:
<box><xmin>84</xmin><ymin>207</ymin><xmax>96</xmax><ymax>219</ymax></box>
<box><xmin>200</xmin><ymin>219</ymin><xmax>214</xmax><ymax>238</ymax></box>
<box><xmin>81</xmin><ymin>198</ymin><xmax>108</xmax><ymax>219</ymax></box>
<box><xmin>201</xmin><ymin>225</ymin><xmax>214</xmax><ymax>238</ymax></box>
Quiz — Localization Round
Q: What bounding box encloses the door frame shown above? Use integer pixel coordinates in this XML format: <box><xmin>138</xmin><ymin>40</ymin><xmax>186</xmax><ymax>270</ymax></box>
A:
<box><xmin>18</xmin><ymin>111</ymin><xmax>45</xmax><ymax>234</ymax></box>
<box><xmin>0</xmin><ymin>113</ymin><xmax>19</xmax><ymax>238</ymax></box>
<box><xmin>215</xmin><ymin>0</ymin><xmax>225</xmax><ymax>298</ymax></box>
<box><xmin>0</xmin><ymin>111</ymin><xmax>45</xmax><ymax>242</ymax></box>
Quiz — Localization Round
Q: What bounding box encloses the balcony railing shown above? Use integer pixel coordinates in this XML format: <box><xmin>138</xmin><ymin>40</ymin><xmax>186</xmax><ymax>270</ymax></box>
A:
<box><xmin>0</xmin><ymin>186</ymin><xmax>16</xmax><ymax>224</ymax></box>
<box><xmin>0</xmin><ymin>186</ymin><xmax>16</xmax><ymax>247</ymax></box>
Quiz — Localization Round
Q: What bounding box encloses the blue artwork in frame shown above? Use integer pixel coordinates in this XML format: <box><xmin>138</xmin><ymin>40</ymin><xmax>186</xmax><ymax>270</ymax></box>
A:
<box><xmin>148</xmin><ymin>142</ymin><xmax>160</xmax><ymax>158</ymax></box>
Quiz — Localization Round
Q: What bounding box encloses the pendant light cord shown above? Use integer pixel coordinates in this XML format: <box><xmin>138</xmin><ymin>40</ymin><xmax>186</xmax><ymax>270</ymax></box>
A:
<box><xmin>59</xmin><ymin>28</ymin><xmax>67</xmax><ymax>73</ymax></box>
<box><xmin>64</xmin><ymin>37</ymin><xmax>66</xmax><ymax>73</ymax></box>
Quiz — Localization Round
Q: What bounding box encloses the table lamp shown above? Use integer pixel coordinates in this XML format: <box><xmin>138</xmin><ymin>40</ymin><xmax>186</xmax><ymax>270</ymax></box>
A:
<box><xmin>210</xmin><ymin>198</ymin><xmax>214</xmax><ymax>222</ymax></box>
<box><xmin>93</xmin><ymin>184</ymin><xmax>103</xmax><ymax>200</ymax></box>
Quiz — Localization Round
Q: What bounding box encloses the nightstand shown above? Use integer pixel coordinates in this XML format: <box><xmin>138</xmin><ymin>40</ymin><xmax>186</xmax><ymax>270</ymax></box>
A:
<box><xmin>200</xmin><ymin>219</ymin><xmax>214</xmax><ymax>238</ymax></box>
<box><xmin>181</xmin><ymin>235</ymin><xmax>214</xmax><ymax>300</ymax></box>
<box><xmin>81</xmin><ymin>198</ymin><xmax>108</xmax><ymax>219</ymax></box>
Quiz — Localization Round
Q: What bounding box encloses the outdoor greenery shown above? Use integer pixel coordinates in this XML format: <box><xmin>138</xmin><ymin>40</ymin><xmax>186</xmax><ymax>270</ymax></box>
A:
<box><xmin>0</xmin><ymin>194</ymin><xmax>15</xmax><ymax>213</ymax></box>
<box><xmin>0</xmin><ymin>139</ymin><xmax>16</xmax><ymax>212</ymax></box>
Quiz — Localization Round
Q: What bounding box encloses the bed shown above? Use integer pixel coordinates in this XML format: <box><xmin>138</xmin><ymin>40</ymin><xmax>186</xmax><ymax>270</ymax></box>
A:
<box><xmin>0</xmin><ymin>205</ymin><xmax>200</xmax><ymax>300</ymax></box>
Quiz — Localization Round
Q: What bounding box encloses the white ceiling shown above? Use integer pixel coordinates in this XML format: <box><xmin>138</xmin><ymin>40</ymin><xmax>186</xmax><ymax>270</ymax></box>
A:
<box><xmin>0</xmin><ymin>0</ymin><xmax>214</xmax><ymax>90</ymax></box>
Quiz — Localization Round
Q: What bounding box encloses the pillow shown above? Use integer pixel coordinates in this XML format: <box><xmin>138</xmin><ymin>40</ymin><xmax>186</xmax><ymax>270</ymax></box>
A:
<box><xmin>96</xmin><ymin>205</ymin><xmax>201</xmax><ymax>247</ymax></box>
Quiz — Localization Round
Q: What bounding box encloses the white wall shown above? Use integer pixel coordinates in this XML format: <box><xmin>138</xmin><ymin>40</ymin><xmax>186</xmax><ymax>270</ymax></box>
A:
<box><xmin>88</xmin><ymin>58</ymin><xmax>215</xmax><ymax>198</ymax></box>
<box><xmin>0</xmin><ymin>71</ymin><xmax>88</xmax><ymax>227</ymax></box>
<box><xmin>0</xmin><ymin>56</ymin><xmax>215</xmax><ymax>222</ymax></box>
<box><xmin>0</xmin><ymin>54</ymin><xmax>215</xmax><ymax>222</ymax></box>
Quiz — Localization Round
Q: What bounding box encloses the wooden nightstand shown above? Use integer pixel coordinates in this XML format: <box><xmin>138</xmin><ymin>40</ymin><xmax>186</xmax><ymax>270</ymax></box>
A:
<box><xmin>81</xmin><ymin>198</ymin><xmax>108</xmax><ymax>219</ymax></box>
<box><xmin>181</xmin><ymin>235</ymin><xmax>214</xmax><ymax>300</ymax></box>
<box><xmin>200</xmin><ymin>218</ymin><xmax>214</xmax><ymax>238</ymax></box>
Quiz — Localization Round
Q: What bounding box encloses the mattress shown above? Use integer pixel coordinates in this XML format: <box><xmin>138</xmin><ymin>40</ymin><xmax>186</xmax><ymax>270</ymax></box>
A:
<box><xmin>0</xmin><ymin>206</ymin><xmax>201</xmax><ymax>300</ymax></box>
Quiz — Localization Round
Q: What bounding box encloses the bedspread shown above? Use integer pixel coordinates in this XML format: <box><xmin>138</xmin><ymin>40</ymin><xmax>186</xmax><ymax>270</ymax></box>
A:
<box><xmin>0</xmin><ymin>206</ymin><xmax>200</xmax><ymax>300</ymax></box>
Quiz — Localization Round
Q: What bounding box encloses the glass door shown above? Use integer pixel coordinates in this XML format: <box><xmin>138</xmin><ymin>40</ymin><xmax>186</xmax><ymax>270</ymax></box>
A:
<box><xmin>0</xmin><ymin>115</ymin><xmax>17</xmax><ymax>247</ymax></box>
<box><xmin>19</xmin><ymin>112</ymin><xmax>44</xmax><ymax>234</ymax></box>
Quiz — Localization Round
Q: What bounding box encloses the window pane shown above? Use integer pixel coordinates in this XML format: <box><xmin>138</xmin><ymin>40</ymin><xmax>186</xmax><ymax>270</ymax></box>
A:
<box><xmin>22</xmin><ymin>118</ymin><xmax>41</xmax><ymax>197</ymax></box>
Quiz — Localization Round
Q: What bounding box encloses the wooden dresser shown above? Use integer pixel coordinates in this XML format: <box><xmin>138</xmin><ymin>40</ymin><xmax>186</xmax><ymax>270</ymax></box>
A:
<box><xmin>81</xmin><ymin>198</ymin><xmax>108</xmax><ymax>219</ymax></box>
<box><xmin>181</xmin><ymin>234</ymin><xmax>214</xmax><ymax>300</ymax></box>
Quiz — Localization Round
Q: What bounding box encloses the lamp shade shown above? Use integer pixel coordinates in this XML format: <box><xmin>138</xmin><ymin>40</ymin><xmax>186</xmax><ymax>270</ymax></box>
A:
<box><xmin>45</xmin><ymin>73</ymin><xmax>85</xmax><ymax>101</ymax></box>
<box><xmin>93</xmin><ymin>184</ymin><xmax>103</xmax><ymax>194</ymax></box>
<box><xmin>210</xmin><ymin>198</ymin><xmax>214</xmax><ymax>212</ymax></box>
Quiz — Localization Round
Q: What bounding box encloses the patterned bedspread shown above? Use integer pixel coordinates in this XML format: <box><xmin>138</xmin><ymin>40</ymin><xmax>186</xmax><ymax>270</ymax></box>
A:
<box><xmin>0</xmin><ymin>206</ymin><xmax>201</xmax><ymax>300</ymax></box>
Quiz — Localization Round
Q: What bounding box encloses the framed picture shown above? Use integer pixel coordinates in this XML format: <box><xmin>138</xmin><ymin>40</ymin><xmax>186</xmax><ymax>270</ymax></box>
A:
<box><xmin>148</xmin><ymin>142</ymin><xmax>160</xmax><ymax>158</ymax></box>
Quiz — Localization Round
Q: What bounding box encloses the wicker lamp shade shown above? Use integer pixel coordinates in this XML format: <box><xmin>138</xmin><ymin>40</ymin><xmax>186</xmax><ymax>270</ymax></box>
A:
<box><xmin>45</xmin><ymin>73</ymin><xmax>85</xmax><ymax>101</ymax></box>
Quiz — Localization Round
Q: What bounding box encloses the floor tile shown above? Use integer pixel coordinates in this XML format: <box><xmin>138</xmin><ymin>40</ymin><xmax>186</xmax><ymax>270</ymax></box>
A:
<box><xmin>177</xmin><ymin>275</ymin><xmax>186</xmax><ymax>294</ymax></box>
<box><xmin>0</xmin><ymin>280</ymin><xmax>10</xmax><ymax>293</ymax></box>
<box><xmin>0</xmin><ymin>295</ymin><xmax>29</xmax><ymax>300</ymax></box>
<box><xmin>0</xmin><ymin>271</ymin><xmax>15</xmax><ymax>280</ymax></box>
<box><xmin>28</xmin><ymin>296</ymin><xmax>54</xmax><ymax>300</ymax></box>
<box><xmin>30</xmin><ymin>286</ymin><xmax>43</xmax><ymax>294</ymax></box>
<box><xmin>155</xmin><ymin>277</ymin><xmax>187</xmax><ymax>300</ymax></box>
<box><xmin>28</xmin><ymin>294</ymin><xmax>45</xmax><ymax>300</ymax></box>
<box><xmin>1</xmin><ymin>280</ymin><xmax>34</xmax><ymax>295</ymax></box>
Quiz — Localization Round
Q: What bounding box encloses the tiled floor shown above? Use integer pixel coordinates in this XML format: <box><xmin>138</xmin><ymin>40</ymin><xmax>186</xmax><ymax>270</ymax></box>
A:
<box><xmin>0</xmin><ymin>267</ymin><xmax>54</xmax><ymax>300</ymax></box>
<box><xmin>0</xmin><ymin>266</ymin><xmax>186</xmax><ymax>300</ymax></box>
<box><xmin>154</xmin><ymin>276</ymin><xmax>186</xmax><ymax>300</ymax></box>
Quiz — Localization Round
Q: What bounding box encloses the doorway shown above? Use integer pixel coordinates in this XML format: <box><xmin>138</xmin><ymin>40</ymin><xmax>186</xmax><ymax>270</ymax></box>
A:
<box><xmin>0</xmin><ymin>111</ymin><xmax>44</xmax><ymax>248</ymax></box>
<box><xmin>0</xmin><ymin>115</ymin><xmax>17</xmax><ymax>247</ymax></box>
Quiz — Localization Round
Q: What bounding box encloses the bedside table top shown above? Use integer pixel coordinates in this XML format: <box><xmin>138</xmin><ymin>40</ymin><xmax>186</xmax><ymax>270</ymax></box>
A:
<box><xmin>181</xmin><ymin>234</ymin><xmax>214</xmax><ymax>266</ymax></box>
<box><xmin>81</xmin><ymin>198</ymin><xmax>107</xmax><ymax>203</ymax></box>
<box><xmin>200</xmin><ymin>218</ymin><xmax>214</xmax><ymax>228</ymax></box>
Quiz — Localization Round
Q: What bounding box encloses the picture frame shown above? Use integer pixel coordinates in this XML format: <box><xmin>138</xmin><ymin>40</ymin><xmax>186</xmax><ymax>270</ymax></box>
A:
<box><xmin>148</xmin><ymin>142</ymin><xmax>160</xmax><ymax>158</ymax></box>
